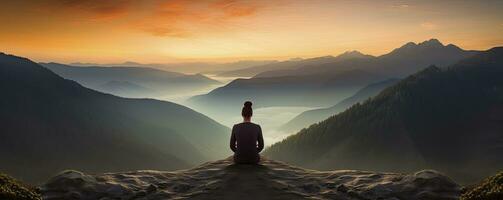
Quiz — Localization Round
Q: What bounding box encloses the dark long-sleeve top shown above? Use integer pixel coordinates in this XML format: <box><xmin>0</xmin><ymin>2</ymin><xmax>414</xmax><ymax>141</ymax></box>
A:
<box><xmin>230</xmin><ymin>122</ymin><xmax>264</xmax><ymax>157</ymax></box>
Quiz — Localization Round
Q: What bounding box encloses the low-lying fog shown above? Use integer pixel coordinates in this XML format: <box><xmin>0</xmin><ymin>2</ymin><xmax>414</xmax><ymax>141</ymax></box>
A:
<box><xmin>124</xmin><ymin>74</ymin><xmax>317</xmax><ymax>147</ymax></box>
<box><xmin>157</xmin><ymin>74</ymin><xmax>248</xmax><ymax>104</ymax></box>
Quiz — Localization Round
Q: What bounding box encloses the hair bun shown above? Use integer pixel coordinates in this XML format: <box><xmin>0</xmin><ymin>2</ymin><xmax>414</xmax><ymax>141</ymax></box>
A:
<box><xmin>244</xmin><ymin>101</ymin><xmax>252</xmax><ymax>107</ymax></box>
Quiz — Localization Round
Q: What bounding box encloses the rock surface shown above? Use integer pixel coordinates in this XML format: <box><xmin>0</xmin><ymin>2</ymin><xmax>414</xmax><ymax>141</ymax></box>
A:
<box><xmin>41</xmin><ymin>158</ymin><xmax>461</xmax><ymax>200</ymax></box>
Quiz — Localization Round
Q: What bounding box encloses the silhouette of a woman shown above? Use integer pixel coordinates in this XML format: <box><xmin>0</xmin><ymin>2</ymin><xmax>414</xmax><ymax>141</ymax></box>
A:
<box><xmin>230</xmin><ymin>101</ymin><xmax>264</xmax><ymax>164</ymax></box>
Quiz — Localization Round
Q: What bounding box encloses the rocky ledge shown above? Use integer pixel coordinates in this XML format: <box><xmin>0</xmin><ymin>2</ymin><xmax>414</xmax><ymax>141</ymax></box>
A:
<box><xmin>41</xmin><ymin>158</ymin><xmax>461</xmax><ymax>200</ymax></box>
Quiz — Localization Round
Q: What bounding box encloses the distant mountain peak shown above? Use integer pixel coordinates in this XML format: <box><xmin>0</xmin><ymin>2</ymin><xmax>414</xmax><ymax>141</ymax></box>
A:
<box><xmin>397</xmin><ymin>39</ymin><xmax>445</xmax><ymax>50</ymax></box>
<box><xmin>339</xmin><ymin>50</ymin><xmax>364</xmax><ymax>56</ymax></box>
<box><xmin>418</xmin><ymin>38</ymin><xmax>444</xmax><ymax>47</ymax></box>
<box><xmin>341</xmin><ymin>50</ymin><xmax>364</xmax><ymax>55</ymax></box>
<box><xmin>386</xmin><ymin>39</ymin><xmax>471</xmax><ymax>58</ymax></box>
<box><xmin>192</xmin><ymin>73</ymin><xmax>211</xmax><ymax>79</ymax></box>
<box><xmin>402</xmin><ymin>42</ymin><xmax>417</xmax><ymax>48</ymax></box>
<box><xmin>335</xmin><ymin>50</ymin><xmax>374</xmax><ymax>60</ymax></box>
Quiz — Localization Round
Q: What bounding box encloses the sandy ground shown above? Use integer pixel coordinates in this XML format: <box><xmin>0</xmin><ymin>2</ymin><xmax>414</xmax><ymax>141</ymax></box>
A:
<box><xmin>41</xmin><ymin>157</ymin><xmax>461</xmax><ymax>200</ymax></box>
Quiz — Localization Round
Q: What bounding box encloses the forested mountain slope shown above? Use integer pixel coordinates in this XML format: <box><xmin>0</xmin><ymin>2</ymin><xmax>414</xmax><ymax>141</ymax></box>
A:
<box><xmin>280</xmin><ymin>79</ymin><xmax>400</xmax><ymax>132</ymax></box>
<box><xmin>265</xmin><ymin>47</ymin><xmax>503</xmax><ymax>184</ymax></box>
<box><xmin>0</xmin><ymin>53</ymin><xmax>230</xmax><ymax>183</ymax></box>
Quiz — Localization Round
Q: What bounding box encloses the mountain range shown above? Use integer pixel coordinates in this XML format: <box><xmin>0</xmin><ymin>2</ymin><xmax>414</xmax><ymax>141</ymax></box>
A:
<box><xmin>264</xmin><ymin>47</ymin><xmax>503</xmax><ymax>184</ymax></box>
<box><xmin>217</xmin><ymin>50</ymin><xmax>373</xmax><ymax>77</ymax></box>
<box><xmin>188</xmin><ymin>39</ymin><xmax>479</xmax><ymax>121</ymax></box>
<box><xmin>41</xmin><ymin>63</ymin><xmax>220</xmax><ymax>99</ymax></box>
<box><xmin>70</xmin><ymin>60</ymin><xmax>278</xmax><ymax>75</ymax></box>
<box><xmin>256</xmin><ymin>39</ymin><xmax>479</xmax><ymax>78</ymax></box>
<box><xmin>0</xmin><ymin>53</ymin><xmax>230</xmax><ymax>183</ymax></box>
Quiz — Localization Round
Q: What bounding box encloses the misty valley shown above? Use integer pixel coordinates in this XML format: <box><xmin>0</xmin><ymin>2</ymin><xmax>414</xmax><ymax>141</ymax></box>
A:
<box><xmin>1</xmin><ymin>39</ymin><xmax>502</xmax><ymax>199</ymax></box>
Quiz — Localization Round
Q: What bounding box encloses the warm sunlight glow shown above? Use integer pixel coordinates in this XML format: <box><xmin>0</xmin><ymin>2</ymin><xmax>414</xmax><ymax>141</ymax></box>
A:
<box><xmin>2</xmin><ymin>1</ymin><xmax>503</xmax><ymax>198</ymax></box>
<box><xmin>1</xmin><ymin>0</ymin><xmax>502</xmax><ymax>63</ymax></box>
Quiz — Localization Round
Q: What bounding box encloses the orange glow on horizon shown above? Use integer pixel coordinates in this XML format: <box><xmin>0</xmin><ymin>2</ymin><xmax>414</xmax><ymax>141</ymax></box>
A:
<box><xmin>0</xmin><ymin>0</ymin><xmax>502</xmax><ymax>63</ymax></box>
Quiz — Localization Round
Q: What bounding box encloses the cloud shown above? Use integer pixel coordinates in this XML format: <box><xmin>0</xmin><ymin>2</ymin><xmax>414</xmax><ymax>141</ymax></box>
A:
<box><xmin>32</xmin><ymin>0</ymin><xmax>273</xmax><ymax>37</ymax></box>
<box><xmin>137</xmin><ymin>0</ymin><xmax>267</xmax><ymax>37</ymax></box>
<box><xmin>420</xmin><ymin>22</ymin><xmax>437</xmax><ymax>30</ymax></box>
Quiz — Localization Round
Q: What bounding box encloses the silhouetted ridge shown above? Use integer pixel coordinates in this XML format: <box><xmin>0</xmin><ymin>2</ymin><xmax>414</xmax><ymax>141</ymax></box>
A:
<box><xmin>188</xmin><ymin>39</ymin><xmax>478</xmax><ymax>123</ymax></box>
<box><xmin>265</xmin><ymin>47</ymin><xmax>503</xmax><ymax>184</ymax></box>
<box><xmin>216</xmin><ymin>55</ymin><xmax>340</xmax><ymax>77</ymax></box>
<box><xmin>420</xmin><ymin>38</ymin><xmax>443</xmax><ymax>45</ymax></box>
<box><xmin>41</xmin><ymin>62</ymin><xmax>219</xmax><ymax>98</ymax></box>
<box><xmin>280</xmin><ymin>78</ymin><xmax>400</xmax><ymax>132</ymax></box>
<box><xmin>392</xmin><ymin>39</ymin><xmax>444</xmax><ymax>51</ymax></box>
<box><xmin>0</xmin><ymin>53</ymin><xmax>230</xmax><ymax>184</ymax></box>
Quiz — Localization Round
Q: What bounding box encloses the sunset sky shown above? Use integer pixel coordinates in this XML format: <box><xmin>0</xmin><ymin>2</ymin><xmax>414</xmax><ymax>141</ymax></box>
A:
<box><xmin>1</xmin><ymin>0</ymin><xmax>502</xmax><ymax>63</ymax></box>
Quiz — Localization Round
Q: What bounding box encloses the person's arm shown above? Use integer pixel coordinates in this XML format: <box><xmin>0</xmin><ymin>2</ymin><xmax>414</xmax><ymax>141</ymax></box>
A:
<box><xmin>230</xmin><ymin>125</ymin><xmax>237</xmax><ymax>152</ymax></box>
<box><xmin>257</xmin><ymin>125</ymin><xmax>264</xmax><ymax>152</ymax></box>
